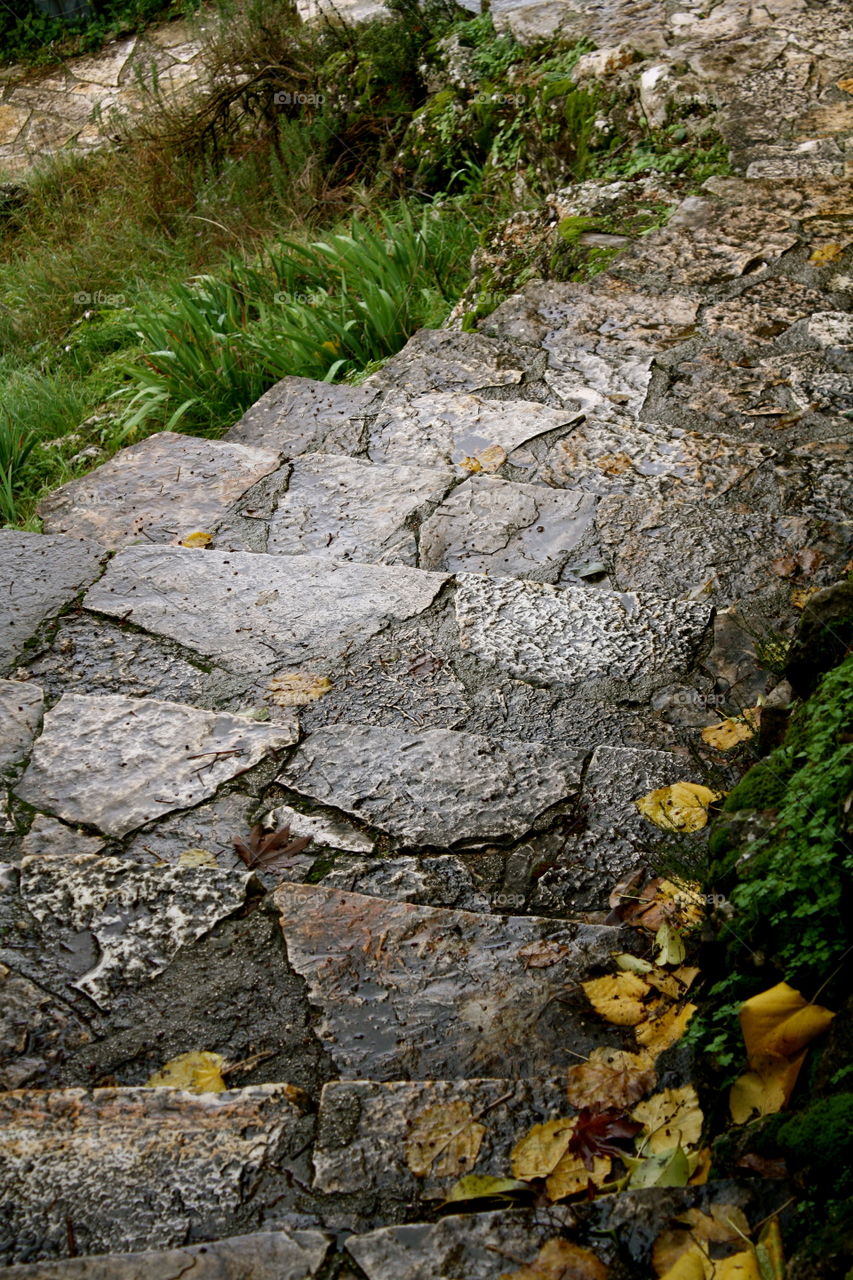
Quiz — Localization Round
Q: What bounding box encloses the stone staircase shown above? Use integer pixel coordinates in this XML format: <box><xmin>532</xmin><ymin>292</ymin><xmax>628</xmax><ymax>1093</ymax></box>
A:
<box><xmin>1</xmin><ymin>0</ymin><xmax>852</xmax><ymax>1273</ymax></box>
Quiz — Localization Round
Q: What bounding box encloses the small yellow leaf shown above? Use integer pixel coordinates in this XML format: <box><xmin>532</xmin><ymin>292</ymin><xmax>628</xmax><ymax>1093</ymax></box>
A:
<box><xmin>443</xmin><ymin>1174</ymin><xmax>531</xmax><ymax>1206</ymax></box>
<box><xmin>700</xmin><ymin>709</ymin><xmax>759</xmax><ymax>750</ymax></box>
<box><xmin>582</xmin><ymin>972</ymin><xmax>650</xmax><ymax>1025</ymax></box>
<box><xmin>405</xmin><ymin>1101</ymin><xmax>486</xmax><ymax>1179</ymax></box>
<box><xmin>632</xmin><ymin>1085</ymin><xmax>703</xmax><ymax>1153</ymax></box>
<box><xmin>179</xmin><ymin>531</ymin><xmax>213</xmax><ymax>548</ymax></box>
<box><xmin>267</xmin><ymin>673</ymin><xmax>333</xmax><ymax>706</ymax></box>
<box><xmin>177</xmin><ymin>847</ymin><xmax>218</xmax><ymax>868</ymax></box>
<box><xmin>510</xmin><ymin>1117</ymin><xmax>575</xmax><ymax>1179</ymax></box>
<box><xmin>647</xmin><ymin>965</ymin><xmax>700</xmax><ymax>1000</ymax></box>
<box><xmin>810</xmin><ymin>242</ymin><xmax>843</xmax><ymax>265</ymax></box>
<box><xmin>715</xmin><ymin>1252</ymin><xmax>761</xmax><ymax>1280</ymax></box>
<box><xmin>635</xmin><ymin>1002</ymin><xmax>697</xmax><ymax>1057</ymax></box>
<box><xmin>500</xmin><ymin>1238</ymin><xmax>608</xmax><ymax>1280</ymax></box>
<box><xmin>791</xmin><ymin>586</ymin><xmax>819</xmax><ymax>609</ymax></box>
<box><xmin>729</xmin><ymin>1051</ymin><xmax>806</xmax><ymax>1124</ymax></box>
<box><xmin>545</xmin><ymin>1149</ymin><xmax>611</xmax><ymax>1201</ymax></box>
<box><xmin>459</xmin><ymin>444</ymin><xmax>507</xmax><ymax>474</ymax></box>
<box><xmin>145</xmin><ymin>1051</ymin><xmax>227</xmax><ymax>1092</ymax></box>
<box><xmin>566</xmin><ymin>1047</ymin><xmax>657</xmax><ymax>1110</ymax></box>
<box><xmin>635</xmin><ymin>782</ymin><xmax>722</xmax><ymax>832</ymax></box>
<box><xmin>614</xmin><ymin>953</ymin><xmax>654</xmax><ymax>976</ymax></box>
<box><xmin>739</xmin><ymin>982</ymin><xmax>834</xmax><ymax>1064</ymax></box>
<box><xmin>655</xmin><ymin>923</ymin><xmax>686</xmax><ymax>966</ymax></box>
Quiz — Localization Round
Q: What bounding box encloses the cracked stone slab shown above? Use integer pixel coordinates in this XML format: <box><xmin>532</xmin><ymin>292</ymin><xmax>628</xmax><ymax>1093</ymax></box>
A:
<box><xmin>275</xmin><ymin>883</ymin><xmax>621</xmax><ymax>1078</ymax></box>
<box><xmin>418</xmin><ymin>474</ymin><xmax>599</xmax><ymax>584</ymax></box>
<box><xmin>701</xmin><ymin>278</ymin><xmax>828</xmax><ymax>343</ymax></box>
<box><xmin>346</xmin><ymin>1209</ymin><xmax>569</xmax><ymax>1280</ymax></box>
<box><xmin>19</xmin><ymin>853</ymin><xmax>251</xmax><ymax>1006</ymax></box>
<box><xmin>37</xmin><ymin>432</ymin><xmax>281</xmax><ymax>548</ymax></box>
<box><xmin>0</xmin><ymin>1232</ymin><xmax>333</xmax><ymax>1280</ymax></box>
<box><xmin>265</xmin><ymin>453</ymin><xmax>453</xmax><ymax>564</ymax></box>
<box><xmin>364</xmin><ymin>391</ymin><xmax>578</xmax><ymax>470</ymax></box>
<box><xmin>0</xmin><ymin>680</ymin><xmax>43</xmax><ymax>772</ymax></box>
<box><xmin>0</xmin><ymin>1086</ymin><xmax>313</xmax><ymax>1264</ymax></box>
<box><xmin>20</xmin><ymin>815</ymin><xmax>105</xmax><ymax>861</ymax></box>
<box><xmin>0</xmin><ymin>964</ymin><xmax>90</xmax><ymax>1091</ymax></box>
<box><xmin>454</xmin><ymin>574</ymin><xmax>711</xmax><ymax>687</ymax></box>
<box><xmin>263</xmin><ymin>802</ymin><xmax>376</xmax><ymax>855</ymax></box>
<box><xmin>281</xmin><ymin>724</ymin><xmax>583</xmax><ymax>847</ymax></box>
<box><xmin>364</xmin><ymin>327</ymin><xmax>529</xmax><ymax>398</ymax></box>
<box><xmin>0</xmin><ymin>533</ymin><xmax>105</xmax><ymax>673</ymax></box>
<box><xmin>84</xmin><ymin>547</ymin><xmax>449</xmax><ymax>676</ymax></box>
<box><xmin>314</xmin><ymin>1078</ymin><xmax>566</xmax><ymax>1204</ymax></box>
<box><xmin>530</xmin><ymin>745</ymin><xmax>692</xmax><ymax>914</ymax></box>
<box><xmin>316</xmin><ymin>854</ymin><xmax>490</xmax><ymax>911</ymax></box>
<box><xmin>16</xmin><ymin>693</ymin><xmax>298</xmax><ymax>838</ymax></box>
<box><xmin>226</xmin><ymin>375</ymin><xmax>379</xmax><ymax>454</ymax></box>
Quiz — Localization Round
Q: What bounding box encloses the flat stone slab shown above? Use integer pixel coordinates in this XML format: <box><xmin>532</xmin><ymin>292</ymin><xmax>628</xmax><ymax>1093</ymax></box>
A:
<box><xmin>364</xmin><ymin>328</ymin><xmax>529</xmax><ymax>398</ymax></box>
<box><xmin>0</xmin><ymin>1232</ymin><xmax>332</xmax><ymax>1279</ymax></box>
<box><xmin>347</xmin><ymin>1209</ymin><xmax>567</xmax><ymax>1280</ymax></box>
<box><xmin>226</xmin><ymin>375</ymin><xmax>378</xmax><ymax>454</ymax></box>
<box><xmin>317</xmin><ymin>853</ymin><xmax>490</xmax><ymax>911</ymax></box>
<box><xmin>281</xmin><ymin>724</ymin><xmax>583</xmax><ymax>847</ymax></box>
<box><xmin>84</xmin><ymin>547</ymin><xmax>448</xmax><ymax>675</ymax></box>
<box><xmin>455</xmin><ymin>574</ymin><xmax>711</xmax><ymax>686</ymax></box>
<box><xmin>37</xmin><ymin>432</ymin><xmax>281</xmax><ymax>548</ymax></box>
<box><xmin>0</xmin><ymin>680</ymin><xmax>43</xmax><ymax>772</ymax></box>
<box><xmin>0</xmin><ymin>1086</ymin><xmax>312</xmax><ymax>1265</ymax></box>
<box><xmin>275</xmin><ymin>883</ymin><xmax>621</xmax><ymax>1079</ymax></box>
<box><xmin>265</xmin><ymin>453</ymin><xmax>453</xmax><ymax>564</ymax></box>
<box><xmin>419</xmin><ymin>474</ymin><xmax>599</xmax><ymax>583</ymax></box>
<box><xmin>16</xmin><ymin>693</ymin><xmax>298</xmax><ymax>837</ymax></box>
<box><xmin>19</xmin><ymin>853</ymin><xmax>250</xmax><ymax>1006</ymax></box>
<box><xmin>314</xmin><ymin>1078</ymin><xmax>566</xmax><ymax>1203</ymax></box>
<box><xmin>0</xmin><ymin>533</ymin><xmax>105</xmax><ymax>673</ymax></box>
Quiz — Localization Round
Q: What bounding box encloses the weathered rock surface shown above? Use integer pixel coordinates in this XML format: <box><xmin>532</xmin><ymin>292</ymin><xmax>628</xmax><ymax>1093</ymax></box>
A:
<box><xmin>0</xmin><ymin>680</ymin><xmax>43</xmax><ymax>772</ymax></box>
<box><xmin>276</xmin><ymin>883</ymin><xmax>621</xmax><ymax>1079</ymax></box>
<box><xmin>0</xmin><ymin>533</ymin><xmax>105</xmax><ymax>673</ymax></box>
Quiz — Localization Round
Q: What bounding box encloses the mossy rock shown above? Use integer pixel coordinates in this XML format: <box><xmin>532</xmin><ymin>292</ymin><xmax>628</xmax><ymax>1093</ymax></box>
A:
<box><xmin>722</xmin><ymin>759</ymin><xmax>789</xmax><ymax>814</ymax></box>
<box><xmin>778</xmin><ymin>1095</ymin><xmax>853</xmax><ymax>1194</ymax></box>
<box><xmin>785</xmin><ymin>581</ymin><xmax>853</xmax><ymax>698</ymax></box>
<box><xmin>557</xmin><ymin>214</ymin><xmax>597</xmax><ymax>243</ymax></box>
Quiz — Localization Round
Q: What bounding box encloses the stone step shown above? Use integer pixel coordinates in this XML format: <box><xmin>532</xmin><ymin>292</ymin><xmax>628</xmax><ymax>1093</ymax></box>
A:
<box><xmin>274</xmin><ymin>882</ymin><xmax>623</xmax><ymax>1080</ymax></box>
<box><xmin>0</xmin><ymin>1086</ymin><xmax>316</xmax><ymax>1266</ymax></box>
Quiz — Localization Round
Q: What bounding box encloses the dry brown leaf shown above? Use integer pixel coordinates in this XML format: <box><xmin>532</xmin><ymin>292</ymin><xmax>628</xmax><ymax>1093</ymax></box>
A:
<box><xmin>145</xmin><ymin>1051</ymin><xmax>227</xmax><ymax>1092</ymax></box>
<box><xmin>405</xmin><ymin>1101</ymin><xmax>486</xmax><ymax>1178</ymax></box>
<box><xmin>635</xmin><ymin>1001</ymin><xmax>697</xmax><ymax>1057</ymax></box>
<box><xmin>582</xmin><ymin>972</ymin><xmax>650</xmax><ymax>1025</ymax></box>
<box><xmin>517</xmin><ymin>939</ymin><xmax>572</xmax><ymax>969</ymax></box>
<box><xmin>546</xmin><ymin>1149</ymin><xmax>611</xmax><ymax>1201</ymax></box>
<box><xmin>566</xmin><ymin>1047</ymin><xmax>657</xmax><ymax>1110</ymax></box>
<box><xmin>739</xmin><ymin>982</ymin><xmax>834</xmax><ymax>1064</ymax></box>
<box><xmin>499</xmin><ymin>1237</ymin><xmax>609</xmax><ymax>1280</ymax></box>
<box><xmin>267</xmin><ymin>673</ymin><xmax>332</xmax><ymax>706</ymax></box>
<box><xmin>510</xmin><ymin>1117</ymin><xmax>575</xmax><ymax>1179</ymax></box>
<box><xmin>636</xmin><ymin>783</ymin><xmax>722</xmax><ymax>833</ymax></box>
<box><xmin>729</xmin><ymin>1051</ymin><xmax>806</xmax><ymax>1124</ymax></box>
<box><xmin>700</xmin><ymin>710</ymin><xmax>759</xmax><ymax>751</ymax></box>
<box><xmin>633</xmin><ymin>1085</ymin><xmax>703</xmax><ymax>1153</ymax></box>
<box><xmin>625</xmin><ymin>878</ymin><xmax>705</xmax><ymax>933</ymax></box>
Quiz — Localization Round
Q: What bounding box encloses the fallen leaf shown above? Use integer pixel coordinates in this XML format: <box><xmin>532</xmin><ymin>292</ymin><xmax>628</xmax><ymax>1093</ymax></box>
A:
<box><xmin>688</xmin><ymin>1147</ymin><xmax>712</xmax><ymax>1184</ymax></box>
<box><xmin>499</xmin><ymin>1238</ymin><xmax>608</xmax><ymax>1280</ymax></box>
<box><xmin>566</xmin><ymin>1047</ymin><xmax>657</xmax><ymax>1110</ymax></box>
<box><xmin>624</xmin><ymin>878</ymin><xmax>705</xmax><ymax>933</ymax></box>
<box><xmin>510</xmin><ymin>1117</ymin><xmax>575</xmax><ymax>1179</ymax></box>
<box><xmin>177</xmin><ymin>847</ymin><xmax>218</xmax><ymax>868</ymax></box>
<box><xmin>405</xmin><ymin>1101</ymin><xmax>487</xmax><ymax>1178</ymax></box>
<box><xmin>652</xmin><ymin>1206</ymin><xmax>750</xmax><ymax>1277</ymax></box>
<box><xmin>145</xmin><ymin>1050</ymin><xmax>226</xmax><ymax>1092</ymax></box>
<box><xmin>701</xmin><ymin>709</ymin><xmax>759</xmax><ymax>750</ymax></box>
<box><xmin>658</xmin><ymin>1242</ymin><xmax>712</xmax><ymax>1280</ymax></box>
<box><xmin>635</xmin><ymin>1002</ymin><xmax>697</xmax><ymax>1057</ymax></box>
<box><xmin>729</xmin><ymin>1051</ymin><xmax>806</xmax><ymax>1124</ymax></box>
<box><xmin>459</xmin><ymin>444</ymin><xmax>507</xmax><ymax>474</ymax></box>
<box><xmin>635</xmin><ymin>782</ymin><xmax>722</xmax><ymax>833</ymax></box>
<box><xmin>655</xmin><ymin>922</ymin><xmax>686</xmax><ymax>966</ymax></box>
<box><xmin>179</xmin><ymin>531</ymin><xmax>212</xmax><ymax>548</ymax></box>
<box><xmin>715</xmin><ymin>1253</ymin><xmax>761</xmax><ymax>1280</ymax></box>
<box><xmin>838</xmin><ymin>78</ymin><xmax>853</xmax><ymax>93</ymax></box>
<box><xmin>546</xmin><ymin>1149</ymin><xmax>611</xmax><ymax>1201</ymax></box>
<box><xmin>757</xmin><ymin>1217</ymin><xmax>785</xmax><ymax>1280</ymax></box>
<box><xmin>739</xmin><ymin>982</ymin><xmax>834</xmax><ymax>1064</ymax></box>
<box><xmin>517</xmin><ymin>939</ymin><xmax>572</xmax><ymax>969</ymax></box>
<box><xmin>735</xmin><ymin>1152</ymin><xmax>787</xmax><ymax>1178</ymax></box>
<box><xmin>582</xmin><ymin>972</ymin><xmax>650</xmax><ymax>1025</ymax></box>
<box><xmin>626</xmin><ymin>1144</ymin><xmax>691</xmax><ymax>1189</ymax></box>
<box><xmin>233</xmin><ymin>823</ymin><xmax>312</xmax><ymax>872</ymax></box>
<box><xmin>267</xmin><ymin>673</ymin><xmax>332</xmax><ymax>706</ymax></box>
<box><xmin>647</xmin><ymin>966</ymin><xmax>701</xmax><ymax>1000</ymax></box>
<box><xmin>569</xmin><ymin>1107</ymin><xmax>643</xmax><ymax>1169</ymax></box>
<box><xmin>614</xmin><ymin>953</ymin><xmax>654</xmax><ymax>976</ymax></box>
<box><xmin>608</xmin><ymin>869</ymin><xmax>645</xmax><ymax>911</ymax></box>
<box><xmin>791</xmin><ymin>586</ymin><xmax>819</xmax><ymax>609</ymax></box>
<box><xmin>633</xmin><ymin>1085</ymin><xmax>703</xmax><ymax>1153</ymax></box>
<box><xmin>442</xmin><ymin>1174</ymin><xmax>532</xmax><ymax>1208</ymax></box>
<box><xmin>810</xmin><ymin>242</ymin><xmax>843</xmax><ymax>265</ymax></box>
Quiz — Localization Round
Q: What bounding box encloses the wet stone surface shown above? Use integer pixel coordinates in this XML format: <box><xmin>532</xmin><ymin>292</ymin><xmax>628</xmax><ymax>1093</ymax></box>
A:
<box><xmin>276</xmin><ymin>882</ymin><xmax>622</xmax><ymax>1080</ymax></box>
<box><xmin>0</xmin><ymin>680</ymin><xmax>43</xmax><ymax>773</ymax></box>
<box><xmin>0</xmin><ymin>533</ymin><xmax>105</xmax><ymax>674</ymax></box>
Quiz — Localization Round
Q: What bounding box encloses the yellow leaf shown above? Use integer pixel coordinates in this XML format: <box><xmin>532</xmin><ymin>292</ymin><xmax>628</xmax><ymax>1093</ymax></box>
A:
<box><xmin>443</xmin><ymin>1174</ymin><xmax>531</xmax><ymax>1206</ymax></box>
<box><xmin>739</xmin><ymin>982</ymin><xmax>834</xmax><ymax>1064</ymax></box>
<box><xmin>653</xmin><ymin>1206</ymin><xmax>750</xmax><ymax>1278</ymax></box>
<box><xmin>635</xmin><ymin>782</ymin><xmax>722</xmax><ymax>832</ymax></box>
<box><xmin>658</xmin><ymin>1242</ymin><xmax>712</xmax><ymax>1280</ymax></box>
<box><xmin>405</xmin><ymin>1101</ymin><xmax>486</xmax><ymax>1178</ymax></box>
<box><xmin>177</xmin><ymin>847</ymin><xmax>218</xmax><ymax>868</ymax></box>
<box><xmin>715</xmin><ymin>1252</ymin><xmax>761</xmax><ymax>1280</ymax></box>
<box><xmin>267</xmin><ymin>673</ymin><xmax>333</xmax><ymax>706</ymax></box>
<box><xmin>581</xmin><ymin>972</ymin><xmax>650</xmax><ymax>1025</ymax></box>
<box><xmin>647</xmin><ymin>966</ymin><xmax>700</xmax><ymax>1000</ymax></box>
<box><xmin>810</xmin><ymin>242</ymin><xmax>843</xmax><ymax>265</ymax></box>
<box><xmin>757</xmin><ymin>1217</ymin><xmax>785</xmax><ymax>1280</ymax></box>
<box><xmin>145</xmin><ymin>1050</ymin><xmax>227</xmax><ymax>1092</ymax></box>
<box><xmin>688</xmin><ymin>1146</ymin><xmax>712</xmax><ymax>1184</ymax></box>
<box><xmin>566</xmin><ymin>1047</ymin><xmax>657</xmax><ymax>1110</ymax></box>
<box><xmin>626</xmin><ymin>878</ymin><xmax>705</xmax><ymax>933</ymax></box>
<box><xmin>545</xmin><ymin>1149</ymin><xmax>611</xmax><ymax>1201</ymax></box>
<box><xmin>626</xmin><ymin>1144</ymin><xmax>690</xmax><ymax>1189</ymax></box>
<box><xmin>700</xmin><ymin>710</ymin><xmax>759</xmax><ymax>750</ymax></box>
<box><xmin>510</xmin><ymin>1117</ymin><xmax>575</xmax><ymax>1179</ymax></box>
<box><xmin>729</xmin><ymin>1051</ymin><xmax>806</xmax><ymax>1124</ymax></box>
<box><xmin>632</xmin><ymin>1085</ymin><xmax>703</xmax><ymax>1153</ymax></box>
<box><xmin>655</xmin><ymin>922</ymin><xmax>686</xmax><ymax>966</ymax></box>
<box><xmin>635</xmin><ymin>1002</ymin><xmax>697</xmax><ymax>1057</ymax></box>
<box><xmin>179</xmin><ymin>531</ymin><xmax>212</xmax><ymax>548</ymax></box>
<box><xmin>499</xmin><ymin>1238</ymin><xmax>608</xmax><ymax>1280</ymax></box>
<box><xmin>614</xmin><ymin>953</ymin><xmax>654</xmax><ymax>976</ymax></box>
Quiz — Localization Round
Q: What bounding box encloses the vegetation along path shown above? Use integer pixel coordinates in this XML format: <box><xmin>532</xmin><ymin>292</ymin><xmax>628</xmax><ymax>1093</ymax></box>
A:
<box><xmin>0</xmin><ymin>0</ymin><xmax>852</xmax><ymax>1275</ymax></box>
